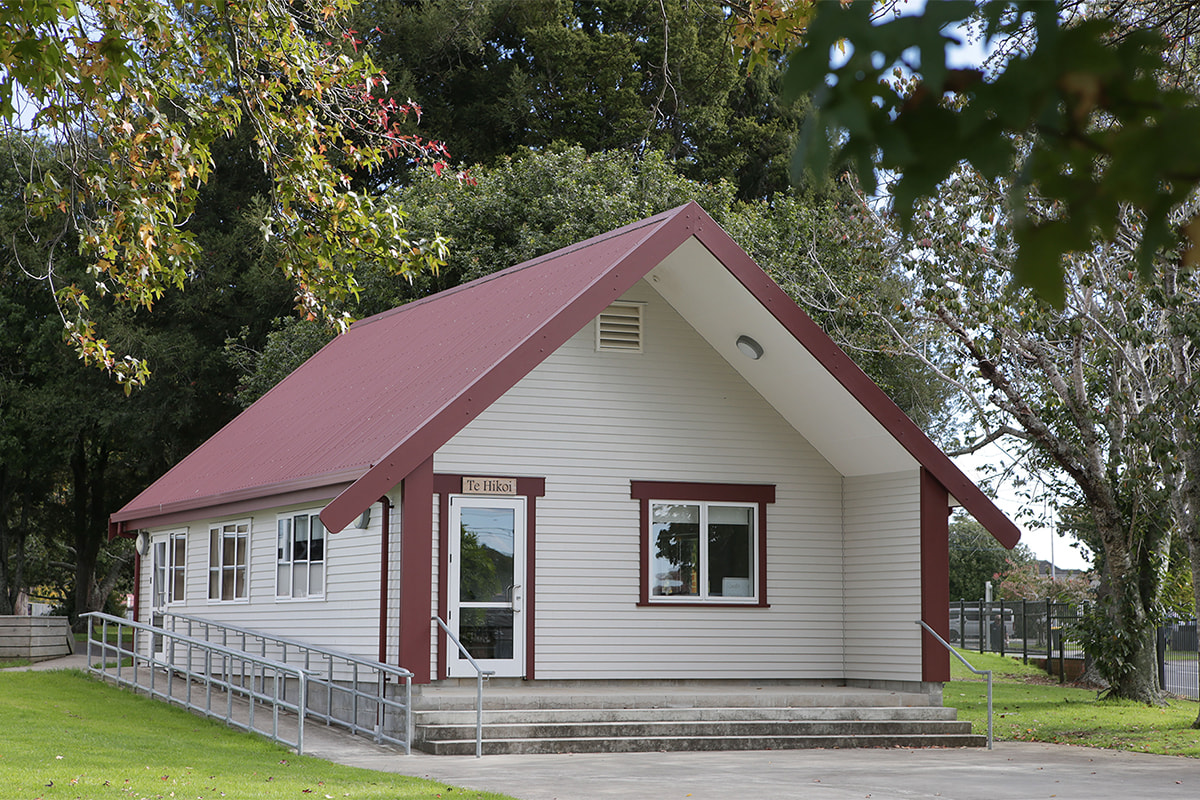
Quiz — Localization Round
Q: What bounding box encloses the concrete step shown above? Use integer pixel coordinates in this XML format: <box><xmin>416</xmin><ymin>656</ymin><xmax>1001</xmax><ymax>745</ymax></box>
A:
<box><xmin>419</xmin><ymin>732</ymin><xmax>987</xmax><ymax>755</ymax></box>
<box><xmin>412</xmin><ymin>687</ymin><xmax>937</xmax><ymax>712</ymax></box>
<box><xmin>413</xmin><ymin>705</ymin><xmax>960</xmax><ymax>726</ymax></box>
<box><xmin>418</xmin><ymin>718</ymin><xmax>974</xmax><ymax>742</ymax></box>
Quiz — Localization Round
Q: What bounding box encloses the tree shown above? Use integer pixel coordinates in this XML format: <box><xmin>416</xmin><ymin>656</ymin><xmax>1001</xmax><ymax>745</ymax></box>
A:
<box><xmin>1</xmin><ymin>0</ymin><xmax>449</xmax><ymax>389</ymax></box>
<box><xmin>881</xmin><ymin>166</ymin><xmax>1175</xmax><ymax>702</ymax></box>
<box><xmin>358</xmin><ymin>0</ymin><xmax>808</xmax><ymax>200</ymax></box>
<box><xmin>779</xmin><ymin>0</ymin><xmax>1200</xmax><ymax>304</ymax></box>
<box><xmin>0</xmin><ymin>125</ymin><xmax>302</xmax><ymax>625</ymax></box>
<box><xmin>948</xmin><ymin>514</ymin><xmax>1034</xmax><ymax>601</ymax></box>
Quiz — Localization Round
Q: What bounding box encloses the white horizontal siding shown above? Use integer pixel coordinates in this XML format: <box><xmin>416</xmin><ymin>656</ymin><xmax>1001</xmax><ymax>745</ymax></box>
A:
<box><xmin>434</xmin><ymin>280</ymin><xmax>847</xmax><ymax>680</ymax></box>
<box><xmin>842</xmin><ymin>470</ymin><xmax>923</xmax><ymax>682</ymax></box>
<box><xmin>138</xmin><ymin>497</ymin><xmax>387</xmax><ymax>662</ymax></box>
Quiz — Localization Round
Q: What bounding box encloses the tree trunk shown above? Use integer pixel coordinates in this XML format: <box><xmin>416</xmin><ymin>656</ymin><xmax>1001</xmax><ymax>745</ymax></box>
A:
<box><xmin>1191</xmin><ymin>540</ymin><xmax>1200</xmax><ymax>729</ymax></box>
<box><xmin>69</xmin><ymin>432</ymin><xmax>110</xmax><ymax>631</ymax></box>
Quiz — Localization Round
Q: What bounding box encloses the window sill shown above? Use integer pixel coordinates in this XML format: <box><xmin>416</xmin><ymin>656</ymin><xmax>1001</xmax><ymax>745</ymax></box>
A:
<box><xmin>637</xmin><ymin>600</ymin><xmax>770</xmax><ymax>609</ymax></box>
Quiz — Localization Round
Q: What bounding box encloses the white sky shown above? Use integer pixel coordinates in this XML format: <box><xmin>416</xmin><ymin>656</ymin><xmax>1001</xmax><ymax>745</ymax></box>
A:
<box><xmin>953</xmin><ymin>446</ymin><xmax>1093</xmax><ymax>572</ymax></box>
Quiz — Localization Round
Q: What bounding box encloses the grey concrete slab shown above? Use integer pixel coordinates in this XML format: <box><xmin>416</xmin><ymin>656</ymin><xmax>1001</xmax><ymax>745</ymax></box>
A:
<box><xmin>11</xmin><ymin>654</ymin><xmax>1200</xmax><ymax>800</ymax></box>
<box><xmin>339</xmin><ymin>743</ymin><xmax>1200</xmax><ymax>800</ymax></box>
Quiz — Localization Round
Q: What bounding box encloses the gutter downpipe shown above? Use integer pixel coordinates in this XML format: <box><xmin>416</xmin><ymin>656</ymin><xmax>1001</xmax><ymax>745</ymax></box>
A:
<box><xmin>378</xmin><ymin>495</ymin><xmax>392</xmax><ymax>665</ymax></box>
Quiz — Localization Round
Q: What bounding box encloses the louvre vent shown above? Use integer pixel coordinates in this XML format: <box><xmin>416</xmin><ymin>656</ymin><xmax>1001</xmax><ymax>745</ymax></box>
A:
<box><xmin>596</xmin><ymin>302</ymin><xmax>643</xmax><ymax>352</ymax></box>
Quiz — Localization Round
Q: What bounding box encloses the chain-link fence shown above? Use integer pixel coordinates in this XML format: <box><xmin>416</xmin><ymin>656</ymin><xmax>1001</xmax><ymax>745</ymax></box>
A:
<box><xmin>948</xmin><ymin>600</ymin><xmax>1199</xmax><ymax>700</ymax></box>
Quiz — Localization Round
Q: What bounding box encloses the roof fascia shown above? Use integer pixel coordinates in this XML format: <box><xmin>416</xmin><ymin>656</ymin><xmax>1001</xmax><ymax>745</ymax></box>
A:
<box><xmin>319</xmin><ymin>203</ymin><xmax>711</xmax><ymax>533</ymax></box>
<box><xmin>111</xmin><ymin>474</ymin><xmax>358</xmax><ymax>530</ymax></box>
<box><xmin>688</xmin><ymin>221</ymin><xmax>1021</xmax><ymax>549</ymax></box>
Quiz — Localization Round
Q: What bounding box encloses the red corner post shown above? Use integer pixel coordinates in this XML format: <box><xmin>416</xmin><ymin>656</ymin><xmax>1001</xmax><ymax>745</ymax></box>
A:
<box><xmin>399</xmin><ymin>456</ymin><xmax>434</xmax><ymax>684</ymax></box>
<box><xmin>920</xmin><ymin>468</ymin><xmax>952</xmax><ymax>683</ymax></box>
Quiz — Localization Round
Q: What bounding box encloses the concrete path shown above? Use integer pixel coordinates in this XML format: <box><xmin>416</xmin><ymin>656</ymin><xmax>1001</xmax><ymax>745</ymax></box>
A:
<box><xmin>317</xmin><ymin>740</ymin><xmax>1200</xmax><ymax>800</ymax></box>
<box><xmin>9</xmin><ymin>654</ymin><xmax>1200</xmax><ymax>800</ymax></box>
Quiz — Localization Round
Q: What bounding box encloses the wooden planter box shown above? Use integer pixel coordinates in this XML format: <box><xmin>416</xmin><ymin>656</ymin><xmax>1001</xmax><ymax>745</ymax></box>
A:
<box><xmin>0</xmin><ymin>616</ymin><xmax>75</xmax><ymax>662</ymax></box>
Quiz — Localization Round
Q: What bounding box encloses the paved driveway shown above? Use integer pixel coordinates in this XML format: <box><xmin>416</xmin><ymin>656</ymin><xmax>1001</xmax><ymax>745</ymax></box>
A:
<box><xmin>325</xmin><ymin>741</ymin><xmax>1200</xmax><ymax>800</ymax></box>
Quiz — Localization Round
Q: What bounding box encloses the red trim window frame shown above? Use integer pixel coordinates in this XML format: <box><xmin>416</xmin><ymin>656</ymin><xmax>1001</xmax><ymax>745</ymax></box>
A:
<box><xmin>631</xmin><ymin>481</ymin><xmax>774</xmax><ymax>608</ymax></box>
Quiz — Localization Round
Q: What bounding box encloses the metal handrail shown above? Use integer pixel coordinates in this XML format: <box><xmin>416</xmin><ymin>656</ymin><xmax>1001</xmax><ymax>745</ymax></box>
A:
<box><xmin>434</xmin><ymin>615</ymin><xmax>494</xmax><ymax>758</ymax></box>
<box><xmin>163</xmin><ymin>611</ymin><xmax>414</xmax><ymax>752</ymax></box>
<box><xmin>917</xmin><ymin>620</ymin><xmax>993</xmax><ymax>749</ymax></box>
<box><xmin>84</xmin><ymin>612</ymin><xmax>309</xmax><ymax>752</ymax></box>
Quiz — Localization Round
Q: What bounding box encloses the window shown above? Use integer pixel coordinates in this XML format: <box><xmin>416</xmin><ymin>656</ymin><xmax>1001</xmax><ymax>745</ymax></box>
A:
<box><xmin>208</xmin><ymin>521</ymin><xmax>249</xmax><ymax>601</ymax></box>
<box><xmin>152</xmin><ymin>531</ymin><xmax>187</xmax><ymax>607</ymax></box>
<box><xmin>276</xmin><ymin>511</ymin><xmax>325</xmax><ymax>599</ymax></box>
<box><xmin>631</xmin><ymin>481</ymin><xmax>774</xmax><ymax>606</ymax></box>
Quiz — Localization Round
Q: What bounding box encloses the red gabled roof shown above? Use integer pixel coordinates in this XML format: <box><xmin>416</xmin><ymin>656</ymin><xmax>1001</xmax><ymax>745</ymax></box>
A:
<box><xmin>112</xmin><ymin>202</ymin><xmax>1019</xmax><ymax>548</ymax></box>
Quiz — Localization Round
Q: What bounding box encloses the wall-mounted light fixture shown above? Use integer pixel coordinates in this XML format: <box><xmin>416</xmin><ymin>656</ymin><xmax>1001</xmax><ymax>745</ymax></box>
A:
<box><xmin>736</xmin><ymin>334</ymin><xmax>764</xmax><ymax>360</ymax></box>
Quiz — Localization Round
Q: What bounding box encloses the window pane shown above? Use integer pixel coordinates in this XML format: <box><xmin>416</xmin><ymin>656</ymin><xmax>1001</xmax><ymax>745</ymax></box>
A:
<box><xmin>708</xmin><ymin>505</ymin><xmax>753</xmax><ymax>597</ymax></box>
<box><xmin>172</xmin><ymin>535</ymin><xmax>186</xmax><ymax>567</ymax></box>
<box><xmin>309</xmin><ymin>564</ymin><xmax>324</xmax><ymax>596</ymax></box>
<box><xmin>277</xmin><ymin>519</ymin><xmax>291</xmax><ymax>563</ymax></box>
<box><xmin>651</xmin><ymin>503</ymin><xmax>699</xmax><ymax>596</ymax></box>
<box><xmin>222</xmin><ymin>568</ymin><xmax>235</xmax><ymax>600</ymax></box>
<box><xmin>458</xmin><ymin>608</ymin><xmax>514</xmax><ymax>660</ymax></box>
<box><xmin>171</xmin><ymin>570</ymin><xmax>185</xmax><ymax>603</ymax></box>
<box><xmin>209</xmin><ymin>570</ymin><xmax>220</xmax><ymax>599</ymax></box>
<box><xmin>293</xmin><ymin>564</ymin><xmax>308</xmax><ymax>597</ymax></box>
<box><xmin>234</xmin><ymin>566</ymin><xmax>246</xmax><ymax>598</ymax></box>
<box><xmin>458</xmin><ymin>507</ymin><xmax>515</xmax><ymax>603</ymax></box>
<box><xmin>309</xmin><ymin>518</ymin><xmax>325</xmax><ymax>562</ymax></box>
<box><xmin>209</xmin><ymin>530</ymin><xmax>219</xmax><ymax>567</ymax></box>
<box><xmin>235</xmin><ymin>532</ymin><xmax>246</xmax><ymax>566</ymax></box>
<box><xmin>223</xmin><ymin>534</ymin><xmax>236</xmax><ymax>566</ymax></box>
<box><xmin>277</xmin><ymin>564</ymin><xmax>291</xmax><ymax>596</ymax></box>
<box><xmin>294</xmin><ymin>515</ymin><xmax>309</xmax><ymax>562</ymax></box>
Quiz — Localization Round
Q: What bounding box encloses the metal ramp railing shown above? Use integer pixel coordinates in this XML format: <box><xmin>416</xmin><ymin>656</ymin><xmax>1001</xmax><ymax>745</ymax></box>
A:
<box><xmin>84</xmin><ymin>612</ymin><xmax>310</xmax><ymax>752</ymax></box>
<box><xmin>84</xmin><ymin>612</ymin><xmax>414</xmax><ymax>754</ymax></box>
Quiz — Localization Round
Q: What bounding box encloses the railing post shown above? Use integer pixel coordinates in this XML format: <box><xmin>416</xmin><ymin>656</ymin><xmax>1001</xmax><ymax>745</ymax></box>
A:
<box><xmin>916</xmin><ymin>620</ymin><xmax>992</xmax><ymax>749</ymax></box>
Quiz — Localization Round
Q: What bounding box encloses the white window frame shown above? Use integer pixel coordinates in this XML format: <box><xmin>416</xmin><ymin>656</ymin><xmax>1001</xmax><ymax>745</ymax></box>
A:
<box><xmin>208</xmin><ymin>520</ymin><xmax>250</xmax><ymax>602</ymax></box>
<box><xmin>151</xmin><ymin>530</ymin><xmax>188</xmax><ymax>610</ymax></box>
<box><xmin>647</xmin><ymin>500</ymin><xmax>758</xmax><ymax>604</ymax></box>
<box><xmin>167</xmin><ymin>530</ymin><xmax>187</xmax><ymax>604</ymax></box>
<box><xmin>275</xmin><ymin>509</ymin><xmax>327</xmax><ymax>600</ymax></box>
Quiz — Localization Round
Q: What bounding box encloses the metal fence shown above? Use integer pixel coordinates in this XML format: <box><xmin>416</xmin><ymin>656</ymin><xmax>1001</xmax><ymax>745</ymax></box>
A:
<box><xmin>949</xmin><ymin>600</ymin><xmax>1200</xmax><ymax>700</ymax></box>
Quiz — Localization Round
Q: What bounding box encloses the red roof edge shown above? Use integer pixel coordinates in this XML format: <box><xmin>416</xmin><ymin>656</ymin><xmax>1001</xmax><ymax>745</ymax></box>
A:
<box><xmin>320</xmin><ymin>203</ymin><xmax>708</xmax><ymax>533</ymax></box>
<box><xmin>687</xmin><ymin>217</ymin><xmax>1020</xmax><ymax>549</ymax></box>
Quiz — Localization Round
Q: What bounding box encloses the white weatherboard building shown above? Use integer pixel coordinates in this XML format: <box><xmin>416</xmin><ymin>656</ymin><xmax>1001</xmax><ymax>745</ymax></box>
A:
<box><xmin>110</xmin><ymin>203</ymin><xmax>1019</xmax><ymax>752</ymax></box>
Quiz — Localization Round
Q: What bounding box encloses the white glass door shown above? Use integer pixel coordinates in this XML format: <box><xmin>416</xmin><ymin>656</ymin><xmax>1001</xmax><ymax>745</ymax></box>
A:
<box><xmin>149</xmin><ymin>537</ymin><xmax>169</xmax><ymax>653</ymax></box>
<box><xmin>447</xmin><ymin>496</ymin><xmax>525</xmax><ymax>678</ymax></box>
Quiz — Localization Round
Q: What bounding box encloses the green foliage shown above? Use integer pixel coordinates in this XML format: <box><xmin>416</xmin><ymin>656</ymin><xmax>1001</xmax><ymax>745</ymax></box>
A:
<box><xmin>782</xmin><ymin>0</ymin><xmax>1200</xmax><ymax>304</ymax></box>
<box><xmin>361</xmin><ymin>0</ymin><xmax>807</xmax><ymax>200</ymax></box>
<box><xmin>225</xmin><ymin>318</ymin><xmax>334</xmax><ymax>409</ymax></box>
<box><xmin>1071</xmin><ymin>596</ymin><xmax>1150</xmax><ymax>694</ymax></box>
<box><xmin>0</xmin><ymin>671</ymin><xmax>514</xmax><ymax>799</ymax></box>
<box><xmin>948</xmin><ymin>514</ymin><xmax>1034</xmax><ymax>601</ymax></box>
<box><xmin>1</xmin><ymin>0</ymin><xmax>448</xmax><ymax>388</ymax></box>
<box><xmin>996</xmin><ymin>560</ymin><xmax>1094</xmax><ymax>605</ymax></box>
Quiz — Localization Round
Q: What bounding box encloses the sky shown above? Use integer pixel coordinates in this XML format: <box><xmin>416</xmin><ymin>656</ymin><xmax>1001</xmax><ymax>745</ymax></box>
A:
<box><xmin>953</xmin><ymin>447</ymin><xmax>1093</xmax><ymax>572</ymax></box>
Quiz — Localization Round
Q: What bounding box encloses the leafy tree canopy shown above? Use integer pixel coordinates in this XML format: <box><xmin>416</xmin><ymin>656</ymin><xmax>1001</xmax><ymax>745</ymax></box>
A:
<box><xmin>359</xmin><ymin>0</ymin><xmax>807</xmax><ymax>200</ymax></box>
<box><xmin>778</xmin><ymin>0</ymin><xmax>1200</xmax><ymax>304</ymax></box>
<box><xmin>949</xmin><ymin>514</ymin><xmax>1034</xmax><ymax>601</ymax></box>
<box><xmin>1</xmin><ymin>0</ymin><xmax>449</xmax><ymax>389</ymax></box>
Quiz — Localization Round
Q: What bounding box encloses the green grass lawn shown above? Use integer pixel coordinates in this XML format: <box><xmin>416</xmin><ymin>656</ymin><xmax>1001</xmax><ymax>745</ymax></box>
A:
<box><xmin>947</xmin><ymin>649</ymin><xmax>1200</xmax><ymax>756</ymax></box>
<box><xmin>0</xmin><ymin>670</ymin><xmax>514</xmax><ymax>800</ymax></box>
